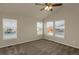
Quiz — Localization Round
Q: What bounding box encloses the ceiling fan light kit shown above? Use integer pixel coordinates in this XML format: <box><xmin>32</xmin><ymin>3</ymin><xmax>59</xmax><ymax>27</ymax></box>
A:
<box><xmin>44</xmin><ymin>6</ymin><xmax>53</xmax><ymax>11</ymax></box>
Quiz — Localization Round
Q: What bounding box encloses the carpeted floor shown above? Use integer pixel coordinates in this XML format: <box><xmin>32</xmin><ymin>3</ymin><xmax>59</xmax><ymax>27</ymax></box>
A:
<box><xmin>0</xmin><ymin>39</ymin><xmax>79</xmax><ymax>55</ymax></box>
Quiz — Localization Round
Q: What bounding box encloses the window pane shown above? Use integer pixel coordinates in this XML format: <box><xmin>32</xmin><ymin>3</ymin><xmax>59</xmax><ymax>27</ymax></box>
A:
<box><xmin>46</xmin><ymin>21</ymin><xmax>53</xmax><ymax>36</ymax></box>
<box><xmin>3</xmin><ymin>18</ymin><xmax>17</xmax><ymax>40</ymax></box>
<box><xmin>37</xmin><ymin>22</ymin><xmax>43</xmax><ymax>35</ymax></box>
<box><xmin>55</xmin><ymin>20</ymin><xmax>65</xmax><ymax>38</ymax></box>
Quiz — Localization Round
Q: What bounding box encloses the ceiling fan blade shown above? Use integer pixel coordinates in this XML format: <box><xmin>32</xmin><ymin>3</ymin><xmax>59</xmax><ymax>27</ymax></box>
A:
<box><xmin>45</xmin><ymin>3</ymin><xmax>48</xmax><ymax>5</ymax></box>
<box><xmin>52</xmin><ymin>3</ymin><xmax>63</xmax><ymax>6</ymax></box>
<box><xmin>35</xmin><ymin>3</ymin><xmax>45</xmax><ymax>6</ymax></box>
<box><xmin>40</xmin><ymin>7</ymin><xmax>45</xmax><ymax>11</ymax></box>
<box><xmin>45</xmin><ymin>3</ymin><xmax>52</xmax><ymax>6</ymax></box>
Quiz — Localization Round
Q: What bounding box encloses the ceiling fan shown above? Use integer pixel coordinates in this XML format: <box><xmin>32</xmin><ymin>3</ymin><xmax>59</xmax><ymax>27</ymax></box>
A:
<box><xmin>35</xmin><ymin>3</ymin><xmax>63</xmax><ymax>11</ymax></box>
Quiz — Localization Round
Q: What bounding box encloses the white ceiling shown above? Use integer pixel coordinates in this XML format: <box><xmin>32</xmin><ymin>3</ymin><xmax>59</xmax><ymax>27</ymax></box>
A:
<box><xmin>0</xmin><ymin>3</ymin><xmax>50</xmax><ymax>19</ymax></box>
<box><xmin>0</xmin><ymin>3</ymin><xmax>79</xmax><ymax>19</ymax></box>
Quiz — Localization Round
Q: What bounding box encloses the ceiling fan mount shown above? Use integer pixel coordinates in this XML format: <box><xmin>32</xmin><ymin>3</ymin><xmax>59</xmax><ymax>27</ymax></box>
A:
<box><xmin>35</xmin><ymin>3</ymin><xmax>63</xmax><ymax>11</ymax></box>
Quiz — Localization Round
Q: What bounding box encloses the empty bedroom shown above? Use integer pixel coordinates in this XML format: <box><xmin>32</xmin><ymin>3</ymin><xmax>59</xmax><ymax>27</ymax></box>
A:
<box><xmin>0</xmin><ymin>3</ymin><xmax>79</xmax><ymax>55</ymax></box>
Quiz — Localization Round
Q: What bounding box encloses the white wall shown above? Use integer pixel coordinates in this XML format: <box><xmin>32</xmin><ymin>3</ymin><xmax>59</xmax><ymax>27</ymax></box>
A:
<box><xmin>44</xmin><ymin>4</ymin><xmax>79</xmax><ymax>49</ymax></box>
<box><xmin>0</xmin><ymin>13</ymin><xmax>42</xmax><ymax>48</ymax></box>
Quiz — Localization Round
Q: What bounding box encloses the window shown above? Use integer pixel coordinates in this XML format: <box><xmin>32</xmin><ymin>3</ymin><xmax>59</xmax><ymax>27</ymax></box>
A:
<box><xmin>37</xmin><ymin>22</ymin><xmax>43</xmax><ymax>35</ymax></box>
<box><xmin>3</xmin><ymin>18</ymin><xmax>17</xmax><ymax>40</ymax></box>
<box><xmin>46</xmin><ymin>21</ymin><xmax>53</xmax><ymax>36</ymax></box>
<box><xmin>36</xmin><ymin>20</ymin><xmax>65</xmax><ymax>39</ymax></box>
<box><xmin>55</xmin><ymin>20</ymin><xmax>65</xmax><ymax>38</ymax></box>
